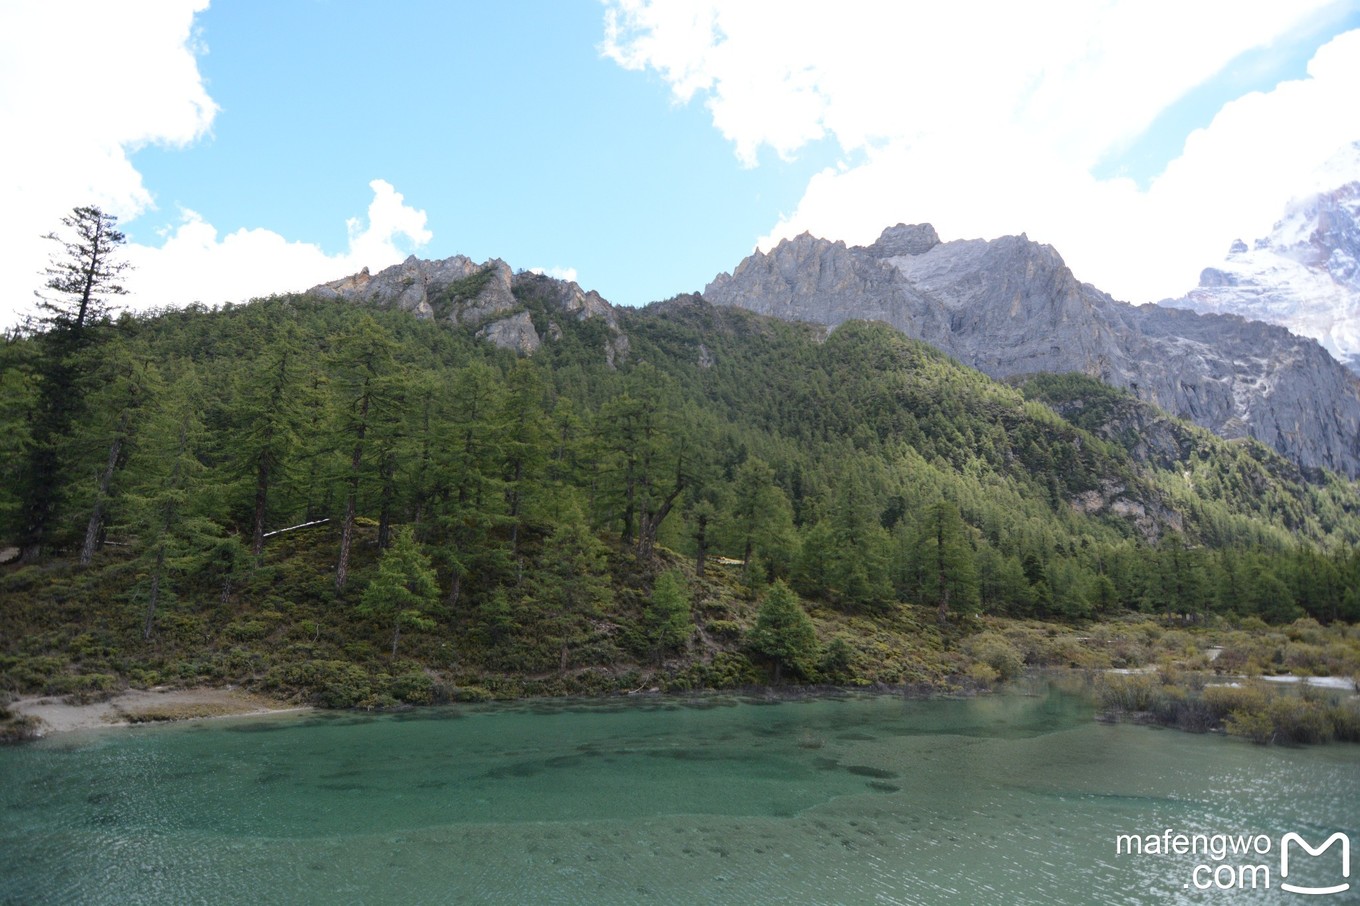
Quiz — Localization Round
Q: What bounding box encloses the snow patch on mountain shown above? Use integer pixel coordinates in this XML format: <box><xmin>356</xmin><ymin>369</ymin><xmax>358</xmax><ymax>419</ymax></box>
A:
<box><xmin>1164</xmin><ymin>142</ymin><xmax>1360</xmax><ymax>374</ymax></box>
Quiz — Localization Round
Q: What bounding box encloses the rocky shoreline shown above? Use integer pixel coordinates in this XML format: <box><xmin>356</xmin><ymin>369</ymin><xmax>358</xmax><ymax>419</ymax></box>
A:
<box><xmin>6</xmin><ymin>686</ymin><xmax>309</xmax><ymax>739</ymax></box>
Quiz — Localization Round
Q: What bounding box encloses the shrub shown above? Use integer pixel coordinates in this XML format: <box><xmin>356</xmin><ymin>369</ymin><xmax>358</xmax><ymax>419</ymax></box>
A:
<box><xmin>966</xmin><ymin>662</ymin><xmax>1000</xmax><ymax>687</ymax></box>
<box><xmin>705</xmin><ymin>620</ymin><xmax>744</xmax><ymax>643</ymax></box>
<box><xmin>966</xmin><ymin>632</ymin><xmax>1024</xmax><ymax>681</ymax></box>
<box><xmin>266</xmin><ymin>660</ymin><xmax>373</xmax><ymax>708</ymax></box>
<box><xmin>386</xmin><ymin>671</ymin><xmax>434</xmax><ymax>705</ymax></box>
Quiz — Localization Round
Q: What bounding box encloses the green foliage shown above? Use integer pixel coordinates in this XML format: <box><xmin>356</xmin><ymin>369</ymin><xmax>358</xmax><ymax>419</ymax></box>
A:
<box><xmin>531</xmin><ymin>502</ymin><xmax>614</xmax><ymax>672</ymax></box>
<box><xmin>747</xmin><ymin>580</ymin><xmax>818</xmax><ymax>682</ymax></box>
<box><xmin>357</xmin><ymin>526</ymin><xmax>439</xmax><ymax>658</ymax></box>
<box><xmin>645</xmin><ymin>570</ymin><xmax>692</xmax><ymax>660</ymax></box>
<box><xmin>4</xmin><ymin>286</ymin><xmax>1360</xmax><ymax>712</ymax></box>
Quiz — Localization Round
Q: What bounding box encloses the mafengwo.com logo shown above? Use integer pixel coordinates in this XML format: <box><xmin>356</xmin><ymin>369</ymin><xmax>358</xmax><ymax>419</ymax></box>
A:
<box><xmin>1280</xmin><ymin>833</ymin><xmax>1350</xmax><ymax>896</ymax></box>
<box><xmin>1116</xmin><ymin>829</ymin><xmax>1350</xmax><ymax>894</ymax></box>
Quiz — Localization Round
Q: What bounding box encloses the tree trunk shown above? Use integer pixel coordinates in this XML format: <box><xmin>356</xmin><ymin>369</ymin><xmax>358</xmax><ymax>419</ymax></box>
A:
<box><xmin>694</xmin><ymin>512</ymin><xmax>708</xmax><ymax>578</ymax></box>
<box><xmin>377</xmin><ymin>449</ymin><xmax>395</xmax><ymax>551</ymax></box>
<box><xmin>637</xmin><ymin>461</ymin><xmax>686</xmax><ymax>559</ymax></box>
<box><xmin>250</xmin><ymin>455</ymin><xmax>271</xmax><ymax>559</ymax></box>
<box><xmin>336</xmin><ymin>488</ymin><xmax>358</xmax><ymax>592</ymax></box>
<box><xmin>335</xmin><ymin>395</ymin><xmax>370</xmax><ymax>591</ymax></box>
<box><xmin>81</xmin><ymin>430</ymin><xmax>124</xmax><ymax>566</ymax></box>
<box><xmin>143</xmin><ymin>545</ymin><xmax>165</xmax><ymax>640</ymax></box>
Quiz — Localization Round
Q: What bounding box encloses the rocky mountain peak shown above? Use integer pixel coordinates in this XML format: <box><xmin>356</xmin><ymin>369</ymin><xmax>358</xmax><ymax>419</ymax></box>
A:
<box><xmin>308</xmin><ymin>254</ymin><xmax>627</xmax><ymax>362</ymax></box>
<box><xmin>863</xmin><ymin>222</ymin><xmax>941</xmax><ymax>258</ymax></box>
<box><xmin>704</xmin><ymin>224</ymin><xmax>1360</xmax><ymax>476</ymax></box>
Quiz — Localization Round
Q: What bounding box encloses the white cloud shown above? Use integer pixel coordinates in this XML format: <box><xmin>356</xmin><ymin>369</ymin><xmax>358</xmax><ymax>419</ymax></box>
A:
<box><xmin>124</xmin><ymin>179</ymin><xmax>432</xmax><ymax>313</ymax></box>
<box><xmin>603</xmin><ymin>1</ymin><xmax>1360</xmax><ymax>302</ymax></box>
<box><xmin>0</xmin><ymin>3</ymin><xmax>432</xmax><ymax>326</ymax></box>
<box><xmin>529</xmin><ymin>265</ymin><xmax>580</xmax><ymax>283</ymax></box>
<box><xmin>0</xmin><ymin>0</ymin><xmax>216</xmax><ymax>325</ymax></box>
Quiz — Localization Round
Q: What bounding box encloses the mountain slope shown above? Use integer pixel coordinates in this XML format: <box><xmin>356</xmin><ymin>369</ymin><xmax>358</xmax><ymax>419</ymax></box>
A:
<box><xmin>703</xmin><ymin>224</ymin><xmax>1360</xmax><ymax>476</ymax></box>
<box><xmin>5</xmin><ymin>283</ymin><xmax>1360</xmax><ymax>706</ymax></box>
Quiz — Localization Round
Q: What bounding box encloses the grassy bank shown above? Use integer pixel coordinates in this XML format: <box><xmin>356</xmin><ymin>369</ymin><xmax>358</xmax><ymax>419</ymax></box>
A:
<box><xmin>3</xmin><ymin>528</ymin><xmax>1358</xmax><ymax>745</ymax></box>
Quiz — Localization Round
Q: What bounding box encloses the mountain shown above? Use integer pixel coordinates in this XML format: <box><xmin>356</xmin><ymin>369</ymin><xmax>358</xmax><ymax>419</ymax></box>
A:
<box><xmin>311</xmin><ymin>254</ymin><xmax>630</xmax><ymax>364</ymax></box>
<box><xmin>1163</xmin><ymin>142</ymin><xmax>1360</xmax><ymax>376</ymax></box>
<box><xmin>7</xmin><ymin>254</ymin><xmax>1360</xmax><ymax>709</ymax></box>
<box><xmin>703</xmin><ymin>224</ymin><xmax>1360</xmax><ymax>477</ymax></box>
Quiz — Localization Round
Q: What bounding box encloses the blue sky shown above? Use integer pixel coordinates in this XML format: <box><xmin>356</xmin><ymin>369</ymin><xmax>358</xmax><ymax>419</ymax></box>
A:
<box><xmin>129</xmin><ymin>1</ymin><xmax>837</xmax><ymax>304</ymax></box>
<box><xmin>2</xmin><ymin>1</ymin><xmax>1358</xmax><ymax>325</ymax></box>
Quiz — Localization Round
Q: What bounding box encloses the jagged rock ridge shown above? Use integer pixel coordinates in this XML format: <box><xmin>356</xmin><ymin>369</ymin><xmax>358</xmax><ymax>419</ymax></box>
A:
<box><xmin>704</xmin><ymin>224</ymin><xmax>1360</xmax><ymax>477</ymax></box>
<box><xmin>309</xmin><ymin>255</ymin><xmax>629</xmax><ymax>363</ymax></box>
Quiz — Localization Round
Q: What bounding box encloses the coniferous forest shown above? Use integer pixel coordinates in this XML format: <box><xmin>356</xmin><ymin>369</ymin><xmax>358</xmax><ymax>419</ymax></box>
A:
<box><xmin>4</xmin><ymin>212</ymin><xmax>1360</xmax><ymax>722</ymax></box>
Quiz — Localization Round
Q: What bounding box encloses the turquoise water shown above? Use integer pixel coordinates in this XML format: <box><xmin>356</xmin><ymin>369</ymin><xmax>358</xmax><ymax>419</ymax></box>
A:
<box><xmin>2</xmin><ymin>685</ymin><xmax>1356</xmax><ymax>904</ymax></box>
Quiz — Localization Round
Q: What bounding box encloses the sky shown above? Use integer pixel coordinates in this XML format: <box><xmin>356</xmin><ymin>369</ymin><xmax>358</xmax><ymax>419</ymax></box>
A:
<box><xmin>2</xmin><ymin>0</ymin><xmax>1359</xmax><ymax>329</ymax></box>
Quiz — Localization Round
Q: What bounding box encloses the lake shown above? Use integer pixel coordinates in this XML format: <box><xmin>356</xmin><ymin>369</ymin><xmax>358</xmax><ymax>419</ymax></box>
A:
<box><xmin>2</xmin><ymin>684</ymin><xmax>1356</xmax><ymax>904</ymax></box>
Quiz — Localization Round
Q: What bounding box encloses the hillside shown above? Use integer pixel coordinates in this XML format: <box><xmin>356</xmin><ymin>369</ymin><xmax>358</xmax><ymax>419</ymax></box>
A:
<box><xmin>2</xmin><ymin>282</ymin><xmax>1360</xmax><ymax>708</ymax></box>
<box><xmin>704</xmin><ymin>224</ymin><xmax>1360</xmax><ymax>476</ymax></box>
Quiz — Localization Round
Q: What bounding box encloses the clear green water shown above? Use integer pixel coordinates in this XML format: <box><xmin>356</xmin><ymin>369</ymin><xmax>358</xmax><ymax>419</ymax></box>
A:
<box><xmin>2</xmin><ymin>685</ymin><xmax>1356</xmax><ymax>904</ymax></box>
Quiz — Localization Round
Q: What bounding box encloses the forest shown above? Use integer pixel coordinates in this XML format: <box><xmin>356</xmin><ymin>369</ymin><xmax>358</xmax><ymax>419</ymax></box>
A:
<box><xmin>3</xmin><ymin>212</ymin><xmax>1360</xmax><ymax>714</ymax></box>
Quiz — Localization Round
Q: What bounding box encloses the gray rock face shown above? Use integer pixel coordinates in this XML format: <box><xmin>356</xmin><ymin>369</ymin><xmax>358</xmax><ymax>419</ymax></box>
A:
<box><xmin>704</xmin><ymin>225</ymin><xmax>1360</xmax><ymax>476</ymax></box>
<box><xmin>310</xmin><ymin>255</ymin><xmax>482</xmax><ymax>319</ymax></box>
<box><xmin>456</xmin><ymin>259</ymin><xmax>518</xmax><ymax>327</ymax></box>
<box><xmin>309</xmin><ymin>255</ymin><xmax>626</xmax><ymax>361</ymax></box>
<box><xmin>478</xmin><ymin>310</ymin><xmax>541</xmax><ymax>355</ymax></box>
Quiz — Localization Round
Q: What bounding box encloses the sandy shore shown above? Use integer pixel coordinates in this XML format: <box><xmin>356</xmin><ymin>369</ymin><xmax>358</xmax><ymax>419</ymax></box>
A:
<box><xmin>10</xmin><ymin>686</ymin><xmax>310</xmax><ymax>736</ymax></box>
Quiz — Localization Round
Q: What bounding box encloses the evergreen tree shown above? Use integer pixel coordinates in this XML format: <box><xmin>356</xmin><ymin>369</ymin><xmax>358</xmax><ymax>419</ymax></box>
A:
<box><xmin>358</xmin><ymin>526</ymin><xmax>439</xmax><ymax>659</ymax></box>
<box><xmin>915</xmin><ymin>500</ymin><xmax>980</xmax><ymax>624</ymax></box>
<box><xmin>75</xmin><ymin>344</ymin><xmax>159</xmax><ymax>566</ymax></box>
<box><xmin>720</xmin><ymin>457</ymin><xmax>796</xmax><ymax>580</ymax></box>
<box><xmin>497</xmin><ymin>360</ymin><xmax>550</xmax><ymax>563</ymax></box>
<box><xmin>645</xmin><ymin>569</ymin><xmax>692</xmax><ymax>662</ymax></box>
<box><xmin>823</xmin><ymin>477</ymin><xmax>894</xmax><ymax>611</ymax></box>
<box><xmin>14</xmin><ymin>206</ymin><xmax>129</xmax><ymax>562</ymax></box>
<box><xmin>748</xmin><ymin>580</ymin><xmax>817</xmax><ymax>683</ymax></box>
<box><xmin>227</xmin><ymin>327</ymin><xmax>309</xmax><ymax>559</ymax></box>
<box><xmin>326</xmin><ymin>315</ymin><xmax>401</xmax><ymax>590</ymax></box>
<box><xmin>120</xmin><ymin>372</ymin><xmax>222</xmax><ymax>640</ymax></box>
<box><xmin>32</xmin><ymin>206</ymin><xmax>129</xmax><ymax>335</ymax></box>
<box><xmin>428</xmin><ymin>361</ymin><xmax>507</xmax><ymax>605</ymax></box>
<box><xmin>533</xmin><ymin>503</ymin><xmax>614</xmax><ymax>671</ymax></box>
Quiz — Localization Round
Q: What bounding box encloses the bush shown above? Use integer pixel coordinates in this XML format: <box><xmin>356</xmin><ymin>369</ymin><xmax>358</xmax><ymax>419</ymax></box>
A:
<box><xmin>0</xmin><ymin>714</ymin><xmax>42</xmax><ymax>745</ymax></box>
<box><xmin>966</xmin><ymin>632</ymin><xmax>1024</xmax><ymax>681</ymax></box>
<box><xmin>966</xmin><ymin>662</ymin><xmax>1000</xmax><ymax>687</ymax></box>
<box><xmin>386</xmin><ymin>670</ymin><xmax>435</xmax><ymax>705</ymax></box>
<box><xmin>225</xmin><ymin>620</ymin><xmax>270</xmax><ymax>642</ymax></box>
<box><xmin>705</xmin><ymin>620</ymin><xmax>744</xmax><ymax>643</ymax></box>
<box><xmin>266</xmin><ymin>660</ymin><xmax>373</xmax><ymax>708</ymax></box>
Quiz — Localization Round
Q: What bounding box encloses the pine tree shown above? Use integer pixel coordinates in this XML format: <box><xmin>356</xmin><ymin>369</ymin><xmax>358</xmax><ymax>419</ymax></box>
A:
<box><xmin>77</xmin><ymin>346</ymin><xmax>159</xmax><ymax>566</ymax></box>
<box><xmin>358</xmin><ymin>526</ymin><xmax>439</xmax><ymax>659</ymax></box>
<box><xmin>916</xmin><ymin>500</ymin><xmax>979</xmax><ymax>624</ymax></box>
<box><xmin>229</xmin><ymin>325</ymin><xmax>309</xmax><ymax>559</ymax></box>
<box><xmin>14</xmin><ymin>206</ymin><xmax>130</xmax><ymax>562</ymax></box>
<box><xmin>748</xmin><ymin>580</ymin><xmax>817</xmax><ymax>683</ymax></box>
<box><xmin>533</xmin><ymin>503</ymin><xmax>613</xmax><ymax>672</ymax></box>
<box><xmin>645</xmin><ymin>569</ymin><xmax>692</xmax><ymax>662</ymax></box>
<box><xmin>721</xmin><ymin>457</ymin><xmax>796</xmax><ymax>580</ymax></box>
<box><xmin>33</xmin><ymin>206</ymin><xmax>129</xmax><ymax>335</ymax></box>
<box><xmin>120</xmin><ymin>372</ymin><xmax>222</xmax><ymax>640</ymax></box>
<box><xmin>326</xmin><ymin>315</ymin><xmax>401</xmax><ymax>590</ymax></box>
